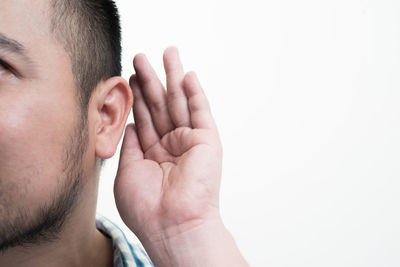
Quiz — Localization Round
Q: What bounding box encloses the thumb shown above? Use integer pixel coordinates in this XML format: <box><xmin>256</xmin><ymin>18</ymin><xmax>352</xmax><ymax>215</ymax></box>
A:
<box><xmin>118</xmin><ymin>123</ymin><xmax>144</xmax><ymax>167</ymax></box>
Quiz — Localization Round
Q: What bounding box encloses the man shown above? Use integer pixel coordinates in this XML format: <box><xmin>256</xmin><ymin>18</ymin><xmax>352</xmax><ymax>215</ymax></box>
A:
<box><xmin>0</xmin><ymin>0</ymin><xmax>248</xmax><ymax>266</ymax></box>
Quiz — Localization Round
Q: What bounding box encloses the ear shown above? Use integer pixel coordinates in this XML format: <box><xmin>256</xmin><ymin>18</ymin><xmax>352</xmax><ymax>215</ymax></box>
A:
<box><xmin>94</xmin><ymin>76</ymin><xmax>133</xmax><ymax>159</ymax></box>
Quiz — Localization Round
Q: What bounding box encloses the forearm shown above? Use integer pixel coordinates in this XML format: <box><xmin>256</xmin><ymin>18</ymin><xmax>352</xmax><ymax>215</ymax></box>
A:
<box><xmin>141</xmin><ymin>219</ymin><xmax>249</xmax><ymax>267</ymax></box>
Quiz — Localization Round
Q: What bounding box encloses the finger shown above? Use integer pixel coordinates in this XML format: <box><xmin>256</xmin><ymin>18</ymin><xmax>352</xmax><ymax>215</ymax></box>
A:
<box><xmin>119</xmin><ymin>123</ymin><xmax>144</xmax><ymax>166</ymax></box>
<box><xmin>183</xmin><ymin>71</ymin><xmax>217</xmax><ymax>130</ymax></box>
<box><xmin>133</xmin><ymin>53</ymin><xmax>175</xmax><ymax>136</ymax></box>
<box><xmin>163</xmin><ymin>46</ymin><xmax>192</xmax><ymax>128</ymax></box>
<box><xmin>130</xmin><ymin>74</ymin><xmax>160</xmax><ymax>151</ymax></box>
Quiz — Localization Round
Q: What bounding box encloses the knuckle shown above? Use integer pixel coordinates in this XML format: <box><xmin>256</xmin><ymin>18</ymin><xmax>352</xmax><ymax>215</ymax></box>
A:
<box><xmin>168</xmin><ymin>89</ymin><xmax>184</xmax><ymax>100</ymax></box>
<box><xmin>151</xmin><ymin>100</ymin><xmax>166</xmax><ymax>113</ymax></box>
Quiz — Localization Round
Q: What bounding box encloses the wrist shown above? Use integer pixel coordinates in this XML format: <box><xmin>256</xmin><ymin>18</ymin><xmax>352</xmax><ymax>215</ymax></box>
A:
<box><xmin>140</xmin><ymin>217</ymin><xmax>248</xmax><ymax>267</ymax></box>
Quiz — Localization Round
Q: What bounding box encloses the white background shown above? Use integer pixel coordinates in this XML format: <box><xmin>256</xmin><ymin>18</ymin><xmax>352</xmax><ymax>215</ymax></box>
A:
<box><xmin>97</xmin><ymin>0</ymin><xmax>400</xmax><ymax>266</ymax></box>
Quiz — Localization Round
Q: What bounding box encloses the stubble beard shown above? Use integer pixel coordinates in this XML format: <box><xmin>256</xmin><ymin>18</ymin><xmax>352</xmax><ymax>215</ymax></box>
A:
<box><xmin>0</xmin><ymin>113</ymin><xmax>89</xmax><ymax>253</ymax></box>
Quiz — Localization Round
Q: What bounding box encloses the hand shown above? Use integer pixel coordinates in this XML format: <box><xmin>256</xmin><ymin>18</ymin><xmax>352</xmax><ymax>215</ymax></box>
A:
<box><xmin>114</xmin><ymin>47</ymin><xmax>248</xmax><ymax>267</ymax></box>
<box><xmin>114</xmin><ymin>46</ymin><xmax>223</xmax><ymax>243</ymax></box>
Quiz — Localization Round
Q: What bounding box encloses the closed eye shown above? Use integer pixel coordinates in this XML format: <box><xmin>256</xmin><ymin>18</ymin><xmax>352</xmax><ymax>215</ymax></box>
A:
<box><xmin>0</xmin><ymin>60</ymin><xmax>6</xmax><ymax>71</ymax></box>
<box><xmin>0</xmin><ymin>59</ymin><xmax>10</xmax><ymax>72</ymax></box>
<box><xmin>0</xmin><ymin>59</ymin><xmax>19</xmax><ymax>77</ymax></box>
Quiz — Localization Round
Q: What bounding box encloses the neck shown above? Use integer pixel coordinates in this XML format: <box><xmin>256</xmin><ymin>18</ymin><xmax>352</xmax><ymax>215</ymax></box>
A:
<box><xmin>0</xmin><ymin>171</ymin><xmax>114</xmax><ymax>267</ymax></box>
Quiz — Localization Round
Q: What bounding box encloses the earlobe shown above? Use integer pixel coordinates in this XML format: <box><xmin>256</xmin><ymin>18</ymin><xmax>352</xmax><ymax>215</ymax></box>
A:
<box><xmin>94</xmin><ymin>76</ymin><xmax>133</xmax><ymax>159</ymax></box>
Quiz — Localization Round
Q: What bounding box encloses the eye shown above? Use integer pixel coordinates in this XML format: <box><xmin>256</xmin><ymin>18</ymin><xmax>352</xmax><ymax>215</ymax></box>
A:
<box><xmin>0</xmin><ymin>60</ymin><xmax>9</xmax><ymax>73</ymax></box>
<box><xmin>0</xmin><ymin>59</ymin><xmax>18</xmax><ymax>77</ymax></box>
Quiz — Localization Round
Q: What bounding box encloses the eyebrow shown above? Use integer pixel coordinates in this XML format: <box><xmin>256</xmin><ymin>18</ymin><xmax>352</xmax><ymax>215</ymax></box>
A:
<box><xmin>0</xmin><ymin>33</ymin><xmax>25</xmax><ymax>54</ymax></box>
<box><xmin>0</xmin><ymin>33</ymin><xmax>37</xmax><ymax>77</ymax></box>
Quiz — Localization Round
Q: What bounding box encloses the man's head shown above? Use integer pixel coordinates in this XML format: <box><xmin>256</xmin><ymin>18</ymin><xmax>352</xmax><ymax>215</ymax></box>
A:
<box><xmin>0</xmin><ymin>0</ymin><xmax>132</xmax><ymax>252</ymax></box>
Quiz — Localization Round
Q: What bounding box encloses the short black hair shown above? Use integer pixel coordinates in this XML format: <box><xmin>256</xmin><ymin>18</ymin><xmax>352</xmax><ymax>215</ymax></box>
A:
<box><xmin>50</xmin><ymin>0</ymin><xmax>121</xmax><ymax>111</ymax></box>
<box><xmin>50</xmin><ymin>0</ymin><xmax>122</xmax><ymax>167</ymax></box>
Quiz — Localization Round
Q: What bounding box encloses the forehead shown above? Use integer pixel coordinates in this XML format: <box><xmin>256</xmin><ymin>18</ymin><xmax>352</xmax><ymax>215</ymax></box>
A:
<box><xmin>0</xmin><ymin>0</ymin><xmax>72</xmax><ymax>82</ymax></box>
<box><xmin>0</xmin><ymin>0</ymin><xmax>51</xmax><ymax>43</ymax></box>
<box><xmin>0</xmin><ymin>0</ymin><xmax>68</xmax><ymax>65</ymax></box>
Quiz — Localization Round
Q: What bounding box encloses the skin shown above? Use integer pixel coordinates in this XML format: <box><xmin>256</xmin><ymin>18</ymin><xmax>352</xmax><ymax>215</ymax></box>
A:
<box><xmin>0</xmin><ymin>1</ymin><xmax>126</xmax><ymax>266</ymax></box>
<box><xmin>116</xmin><ymin>53</ymin><xmax>249</xmax><ymax>266</ymax></box>
<box><xmin>0</xmin><ymin>0</ymin><xmax>248</xmax><ymax>266</ymax></box>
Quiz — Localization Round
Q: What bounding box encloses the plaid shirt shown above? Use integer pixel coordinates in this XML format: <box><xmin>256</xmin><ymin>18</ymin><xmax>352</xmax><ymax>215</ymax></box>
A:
<box><xmin>95</xmin><ymin>213</ymin><xmax>154</xmax><ymax>267</ymax></box>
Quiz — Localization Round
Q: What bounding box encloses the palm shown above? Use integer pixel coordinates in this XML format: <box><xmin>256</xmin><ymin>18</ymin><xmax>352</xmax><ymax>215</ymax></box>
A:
<box><xmin>114</xmin><ymin>47</ymin><xmax>222</xmax><ymax>242</ymax></box>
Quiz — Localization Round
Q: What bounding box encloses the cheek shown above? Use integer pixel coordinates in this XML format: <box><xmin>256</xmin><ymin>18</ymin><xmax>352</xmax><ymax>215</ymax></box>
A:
<box><xmin>0</xmin><ymin>89</ymin><xmax>76</xmax><ymax>208</ymax></box>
